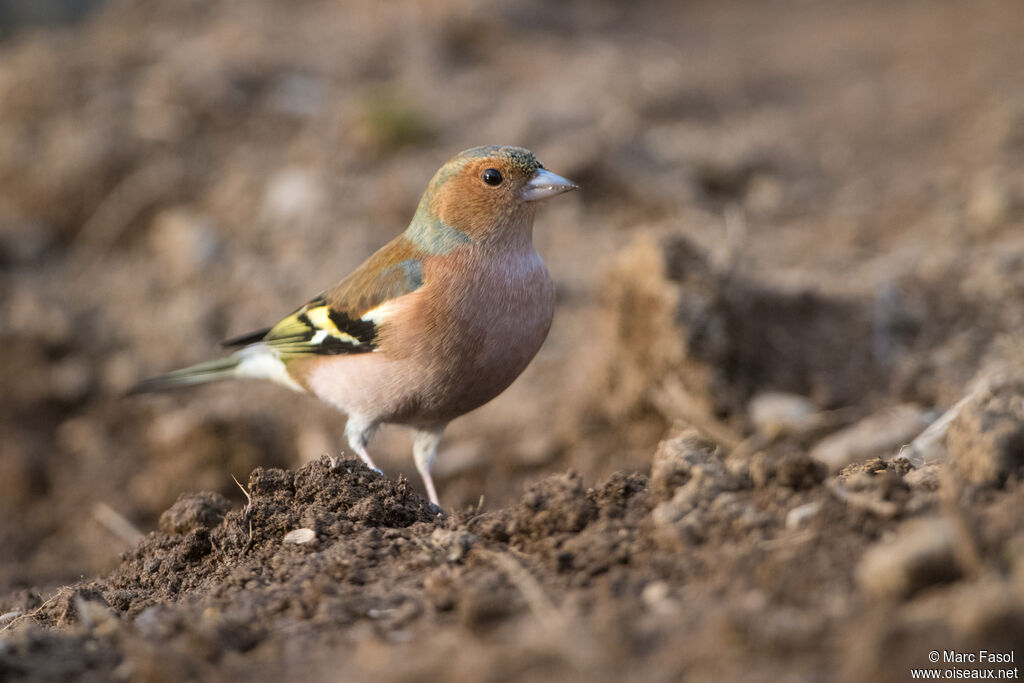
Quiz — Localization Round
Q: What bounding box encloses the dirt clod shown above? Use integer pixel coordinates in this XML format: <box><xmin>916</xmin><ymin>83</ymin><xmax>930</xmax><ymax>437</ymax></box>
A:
<box><xmin>509</xmin><ymin>472</ymin><xmax>596</xmax><ymax>540</ymax></box>
<box><xmin>158</xmin><ymin>492</ymin><xmax>231</xmax><ymax>536</ymax></box>
<box><xmin>650</xmin><ymin>429</ymin><xmax>728</xmax><ymax>499</ymax></box>
<box><xmin>856</xmin><ymin>517</ymin><xmax>962</xmax><ymax>601</ymax></box>
<box><xmin>947</xmin><ymin>378</ymin><xmax>1024</xmax><ymax>486</ymax></box>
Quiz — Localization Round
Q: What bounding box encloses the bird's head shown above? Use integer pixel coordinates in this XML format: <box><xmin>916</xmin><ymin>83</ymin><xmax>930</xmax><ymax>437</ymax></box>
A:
<box><xmin>407</xmin><ymin>145</ymin><xmax>577</xmax><ymax>251</ymax></box>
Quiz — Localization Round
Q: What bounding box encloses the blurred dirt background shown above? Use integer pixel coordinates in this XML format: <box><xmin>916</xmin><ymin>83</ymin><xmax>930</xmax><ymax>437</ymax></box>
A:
<box><xmin>3</xmin><ymin>0</ymin><xmax>1024</xmax><ymax>680</ymax></box>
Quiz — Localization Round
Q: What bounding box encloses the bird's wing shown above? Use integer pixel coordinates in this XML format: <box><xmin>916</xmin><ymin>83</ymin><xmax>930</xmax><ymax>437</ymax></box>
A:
<box><xmin>221</xmin><ymin>238</ymin><xmax>425</xmax><ymax>360</ymax></box>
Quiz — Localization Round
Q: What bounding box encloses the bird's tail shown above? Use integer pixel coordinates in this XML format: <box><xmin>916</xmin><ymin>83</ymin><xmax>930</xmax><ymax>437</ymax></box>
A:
<box><xmin>128</xmin><ymin>356</ymin><xmax>241</xmax><ymax>395</ymax></box>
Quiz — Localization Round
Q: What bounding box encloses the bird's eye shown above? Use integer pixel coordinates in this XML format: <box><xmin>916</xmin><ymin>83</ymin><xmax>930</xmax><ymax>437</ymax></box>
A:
<box><xmin>482</xmin><ymin>168</ymin><xmax>503</xmax><ymax>186</ymax></box>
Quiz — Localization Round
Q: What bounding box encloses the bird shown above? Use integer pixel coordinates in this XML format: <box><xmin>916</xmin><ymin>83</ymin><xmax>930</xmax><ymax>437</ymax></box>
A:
<box><xmin>132</xmin><ymin>145</ymin><xmax>578</xmax><ymax>507</ymax></box>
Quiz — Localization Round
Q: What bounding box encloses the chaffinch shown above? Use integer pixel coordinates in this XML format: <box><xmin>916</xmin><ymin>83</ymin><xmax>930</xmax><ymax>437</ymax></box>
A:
<box><xmin>134</xmin><ymin>145</ymin><xmax>578</xmax><ymax>506</ymax></box>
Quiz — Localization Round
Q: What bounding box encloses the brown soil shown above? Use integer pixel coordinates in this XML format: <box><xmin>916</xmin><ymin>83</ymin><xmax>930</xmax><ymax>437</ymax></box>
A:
<box><xmin>3</xmin><ymin>0</ymin><xmax>1024</xmax><ymax>681</ymax></box>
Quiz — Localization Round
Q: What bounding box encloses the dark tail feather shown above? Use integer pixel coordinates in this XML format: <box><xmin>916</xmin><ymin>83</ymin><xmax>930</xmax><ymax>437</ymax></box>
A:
<box><xmin>128</xmin><ymin>356</ymin><xmax>241</xmax><ymax>395</ymax></box>
<box><xmin>220</xmin><ymin>327</ymin><xmax>272</xmax><ymax>348</ymax></box>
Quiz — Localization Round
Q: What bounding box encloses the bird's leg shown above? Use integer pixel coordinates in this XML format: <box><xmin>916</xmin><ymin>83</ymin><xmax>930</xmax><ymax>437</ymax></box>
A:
<box><xmin>343</xmin><ymin>415</ymin><xmax>382</xmax><ymax>474</ymax></box>
<box><xmin>411</xmin><ymin>425</ymin><xmax>445</xmax><ymax>507</ymax></box>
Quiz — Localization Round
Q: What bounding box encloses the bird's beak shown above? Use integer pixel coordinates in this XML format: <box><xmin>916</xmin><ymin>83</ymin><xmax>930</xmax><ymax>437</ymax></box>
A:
<box><xmin>521</xmin><ymin>168</ymin><xmax>579</xmax><ymax>202</ymax></box>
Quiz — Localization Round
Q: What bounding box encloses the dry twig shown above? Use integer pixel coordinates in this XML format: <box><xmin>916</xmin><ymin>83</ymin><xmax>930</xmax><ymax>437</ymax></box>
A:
<box><xmin>0</xmin><ymin>587</ymin><xmax>70</xmax><ymax>634</ymax></box>
<box><xmin>232</xmin><ymin>473</ymin><xmax>254</xmax><ymax>546</ymax></box>
<box><xmin>92</xmin><ymin>502</ymin><xmax>144</xmax><ymax>547</ymax></box>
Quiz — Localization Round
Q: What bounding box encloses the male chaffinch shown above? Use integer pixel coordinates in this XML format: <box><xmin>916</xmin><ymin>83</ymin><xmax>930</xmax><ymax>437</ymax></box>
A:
<box><xmin>134</xmin><ymin>145</ymin><xmax>578</xmax><ymax>506</ymax></box>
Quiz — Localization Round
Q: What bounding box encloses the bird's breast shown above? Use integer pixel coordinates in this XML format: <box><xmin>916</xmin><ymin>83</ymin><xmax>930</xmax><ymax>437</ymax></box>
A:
<box><xmin>405</xmin><ymin>246</ymin><xmax>556</xmax><ymax>418</ymax></box>
<box><xmin>299</xmin><ymin>246</ymin><xmax>557</xmax><ymax>427</ymax></box>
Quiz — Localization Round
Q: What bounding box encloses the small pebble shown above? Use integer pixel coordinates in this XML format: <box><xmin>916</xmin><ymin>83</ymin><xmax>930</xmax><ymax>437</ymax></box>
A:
<box><xmin>283</xmin><ymin>528</ymin><xmax>317</xmax><ymax>545</ymax></box>
<box><xmin>749</xmin><ymin>392</ymin><xmax>820</xmax><ymax>437</ymax></box>
<box><xmin>785</xmin><ymin>501</ymin><xmax>821</xmax><ymax>529</ymax></box>
<box><xmin>0</xmin><ymin>610</ymin><xmax>23</xmax><ymax>625</ymax></box>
